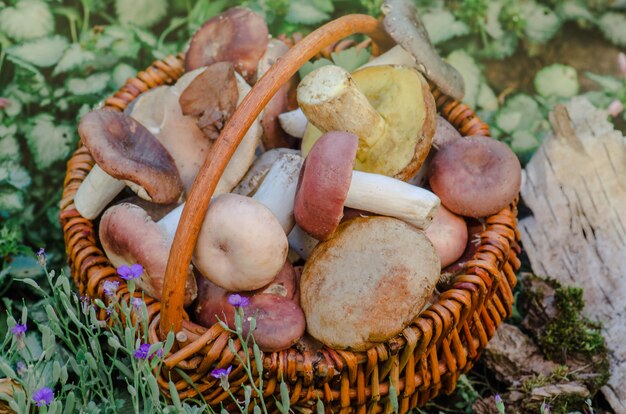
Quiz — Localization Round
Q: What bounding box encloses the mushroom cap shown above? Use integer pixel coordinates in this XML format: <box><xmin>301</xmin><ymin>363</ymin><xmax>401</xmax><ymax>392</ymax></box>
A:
<box><xmin>99</xmin><ymin>203</ymin><xmax>197</xmax><ymax>306</ymax></box>
<box><xmin>193</xmin><ymin>193</ymin><xmax>288</xmax><ymax>291</ymax></box>
<box><xmin>439</xmin><ymin>219</ymin><xmax>484</xmax><ymax>290</ymax></box>
<box><xmin>124</xmin><ymin>86</ymin><xmax>169</xmax><ymax>135</ymax></box>
<box><xmin>300</xmin><ymin>216</ymin><xmax>440</xmax><ymax>351</ymax></box>
<box><xmin>433</xmin><ymin>115</ymin><xmax>462</xmax><ymax>149</ymax></box>
<box><xmin>241</xmin><ymin>294</ymin><xmax>306</xmax><ymax>352</ymax></box>
<box><xmin>115</xmin><ymin>196</ymin><xmax>178</xmax><ymax>222</ymax></box>
<box><xmin>294</xmin><ymin>131</ymin><xmax>358</xmax><ymax>240</ymax></box>
<box><xmin>185</xmin><ymin>7</ymin><xmax>269</xmax><ymax>84</ymax></box>
<box><xmin>300</xmin><ymin>65</ymin><xmax>436</xmax><ymax>181</ymax></box>
<box><xmin>381</xmin><ymin>0</ymin><xmax>465</xmax><ymax>100</ymax></box>
<box><xmin>179</xmin><ymin>62</ymin><xmax>239</xmax><ymax>140</ymax></box>
<box><xmin>425</xmin><ymin>204</ymin><xmax>468</xmax><ymax>268</ymax></box>
<box><xmin>428</xmin><ymin>136</ymin><xmax>522</xmax><ymax>218</ymax></box>
<box><xmin>79</xmin><ymin>109</ymin><xmax>183</xmax><ymax>204</ymax></box>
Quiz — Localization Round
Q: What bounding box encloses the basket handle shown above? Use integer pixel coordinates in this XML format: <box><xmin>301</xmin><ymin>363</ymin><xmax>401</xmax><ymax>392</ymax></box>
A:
<box><xmin>159</xmin><ymin>14</ymin><xmax>394</xmax><ymax>338</ymax></box>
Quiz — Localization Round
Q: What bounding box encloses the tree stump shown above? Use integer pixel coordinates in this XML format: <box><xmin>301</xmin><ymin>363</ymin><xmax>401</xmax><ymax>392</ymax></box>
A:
<box><xmin>519</xmin><ymin>97</ymin><xmax>626</xmax><ymax>413</ymax></box>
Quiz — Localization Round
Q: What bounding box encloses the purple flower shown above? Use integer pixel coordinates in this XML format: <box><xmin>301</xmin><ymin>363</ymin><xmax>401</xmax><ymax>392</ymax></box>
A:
<box><xmin>103</xmin><ymin>280</ymin><xmax>119</xmax><ymax>296</ymax></box>
<box><xmin>227</xmin><ymin>294</ymin><xmax>249</xmax><ymax>308</ymax></box>
<box><xmin>543</xmin><ymin>403</ymin><xmax>551</xmax><ymax>414</ymax></box>
<box><xmin>117</xmin><ymin>264</ymin><xmax>143</xmax><ymax>280</ymax></box>
<box><xmin>134</xmin><ymin>343</ymin><xmax>162</xmax><ymax>360</ymax></box>
<box><xmin>16</xmin><ymin>361</ymin><xmax>27</xmax><ymax>376</ymax></box>
<box><xmin>36</xmin><ymin>248</ymin><xmax>47</xmax><ymax>267</ymax></box>
<box><xmin>210</xmin><ymin>366</ymin><xmax>232</xmax><ymax>379</ymax></box>
<box><xmin>131</xmin><ymin>298</ymin><xmax>144</xmax><ymax>309</ymax></box>
<box><xmin>32</xmin><ymin>386</ymin><xmax>54</xmax><ymax>406</ymax></box>
<box><xmin>11</xmin><ymin>323</ymin><xmax>27</xmax><ymax>338</ymax></box>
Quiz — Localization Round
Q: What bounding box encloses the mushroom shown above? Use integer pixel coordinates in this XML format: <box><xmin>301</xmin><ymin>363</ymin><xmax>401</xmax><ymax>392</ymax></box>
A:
<box><xmin>99</xmin><ymin>203</ymin><xmax>197</xmax><ymax>305</ymax></box>
<box><xmin>278</xmin><ymin>108</ymin><xmax>307</xmax><ymax>138</ymax></box>
<box><xmin>428</xmin><ymin>135</ymin><xmax>522</xmax><ymax>218</ymax></box>
<box><xmin>257</xmin><ymin>39</ymin><xmax>298</xmax><ymax>150</ymax></box>
<box><xmin>115</xmin><ymin>195</ymin><xmax>178</xmax><ymax>222</ymax></box>
<box><xmin>287</xmin><ymin>225</ymin><xmax>319</xmax><ymax>260</ymax></box>
<box><xmin>381</xmin><ymin>0</ymin><xmax>465</xmax><ymax>100</ymax></box>
<box><xmin>233</xmin><ymin>148</ymin><xmax>300</xmax><ymax>196</ymax></box>
<box><xmin>74</xmin><ymin>110</ymin><xmax>184</xmax><ymax>220</ymax></box>
<box><xmin>439</xmin><ymin>219</ymin><xmax>485</xmax><ymax>291</ymax></box>
<box><xmin>185</xmin><ymin>7</ymin><xmax>269</xmax><ymax>84</ymax></box>
<box><xmin>294</xmin><ymin>131</ymin><xmax>440</xmax><ymax>240</ymax></box>
<box><xmin>123</xmin><ymin>86</ymin><xmax>169</xmax><ymax>135</ymax></box>
<box><xmin>425</xmin><ymin>205</ymin><xmax>468</xmax><ymax>268</ymax></box>
<box><xmin>298</xmin><ymin>64</ymin><xmax>436</xmax><ymax>180</ymax></box>
<box><xmin>194</xmin><ymin>259</ymin><xmax>299</xmax><ymax>327</ymax></box>
<box><xmin>193</xmin><ymin>193</ymin><xmax>288</xmax><ymax>291</ymax></box>
<box><xmin>300</xmin><ymin>216</ymin><xmax>440</xmax><ymax>351</ymax></box>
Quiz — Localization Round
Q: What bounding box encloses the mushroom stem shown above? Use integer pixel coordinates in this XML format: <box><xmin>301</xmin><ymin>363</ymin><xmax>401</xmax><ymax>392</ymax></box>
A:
<box><xmin>157</xmin><ymin>204</ymin><xmax>185</xmax><ymax>242</ymax></box>
<box><xmin>74</xmin><ymin>165</ymin><xmax>126</xmax><ymax>220</ymax></box>
<box><xmin>287</xmin><ymin>225</ymin><xmax>319</xmax><ymax>260</ymax></box>
<box><xmin>251</xmin><ymin>153</ymin><xmax>303</xmax><ymax>233</ymax></box>
<box><xmin>345</xmin><ymin>171</ymin><xmax>440</xmax><ymax>229</ymax></box>
<box><xmin>298</xmin><ymin>65</ymin><xmax>385</xmax><ymax>149</ymax></box>
<box><xmin>277</xmin><ymin>108</ymin><xmax>308</xmax><ymax>138</ymax></box>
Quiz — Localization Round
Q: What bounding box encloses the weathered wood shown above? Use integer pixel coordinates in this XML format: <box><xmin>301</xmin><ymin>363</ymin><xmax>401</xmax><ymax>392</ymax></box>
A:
<box><xmin>519</xmin><ymin>97</ymin><xmax>626</xmax><ymax>413</ymax></box>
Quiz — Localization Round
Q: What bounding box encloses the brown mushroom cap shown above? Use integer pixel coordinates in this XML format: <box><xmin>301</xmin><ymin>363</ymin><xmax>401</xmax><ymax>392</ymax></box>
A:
<box><xmin>425</xmin><ymin>205</ymin><xmax>468</xmax><ymax>268</ymax></box>
<box><xmin>115</xmin><ymin>196</ymin><xmax>178</xmax><ymax>222</ymax></box>
<box><xmin>428</xmin><ymin>136</ymin><xmax>521</xmax><ymax>218</ymax></box>
<box><xmin>300</xmin><ymin>216</ymin><xmax>440</xmax><ymax>351</ymax></box>
<box><xmin>433</xmin><ymin>115</ymin><xmax>462</xmax><ymax>148</ymax></box>
<box><xmin>294</xmin><ymin>131</ymin><xmax>358</xmax><ymax>240</ymax></box>
<box><xmin>179</xmin><ymin>62</ymin><xmax>239</xmax><ymax>140</ymax></box>
<box><xmin>439</xmin><ymin>219</ymin><xmax>485</xmax><ymax>290</ymax></box>
<box><xmin>79</xmin><ymin>109</ymin><xmax>183</xmax><ymax>204</ymax></box>
<box><xmin>241</xmin><ymin>294</ymin><xmax>306</xmax><ymax>352</ymax></box>
<box><xmin>185</xmin><ymin>7</ymin><xmax>269</xmax><ymax>84</ymax></box>
<box><xmin>99</xmin><ymin>203</ymin><xmax>197</xmax><ymax>305</ymax></box>
<box><xmin>381</xmin><ymin>0</ymin><xmax>465</xmax><ymax>100</ymax></box>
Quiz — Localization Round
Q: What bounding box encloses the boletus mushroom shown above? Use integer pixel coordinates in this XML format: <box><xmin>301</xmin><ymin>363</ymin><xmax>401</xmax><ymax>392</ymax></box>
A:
<box><xmin>425</xmin><ymin>205</ymin><xmax>468</xmax><ymax>268</ymax></box>
<box><xmin>300</xmin><ymin>216</ymin><xmax>440</xmax><ymax>351</ymax></box>
<box><xmin>298</xmin><ymin>64</ymin><xmax>436</xmax><ymax>180</ymax></box>
<box><xmin>294</xmin><ymin>131</ymin><xmax>440</xmax><ymax>240</ymax></box>
<box><xmin>74</xmin><ymin>110</ymin><xmax>183</xmax><ymax>220</ymax></box>
<box><xmin>428</xmin><ymin>135</ymin><xmax>522</xmax><ymax>218</ymax></box>
<box><xmin>99</xmin><ymin>203</ymin><xmax>197</xmax><ymax>305</ymax></box>
<box><xmin>185</xmin><ymin>7</ymin><xmax>269</xmax><ymax>84</ymax></box>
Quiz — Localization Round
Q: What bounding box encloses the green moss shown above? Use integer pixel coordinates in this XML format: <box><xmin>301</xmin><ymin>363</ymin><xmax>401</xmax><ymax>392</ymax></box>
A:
<box><xmin>538</xmin><ymin>286</ymin><xmax>605</xmax><ymax>362</ymax></box>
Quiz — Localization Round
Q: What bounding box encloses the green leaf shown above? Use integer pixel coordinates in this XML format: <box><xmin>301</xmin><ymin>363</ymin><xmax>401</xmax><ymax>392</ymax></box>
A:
<box><xmin>598</xmin><ymin>13</ymin><xmax>626</xmax><ymax>47</ymax></box>
<box><xmin>534</xmin><ymin>64</ymin><xmax>579</xmax><ymax>99</ymax></box>
<box><xmin>0</xmin><ymin>188</ymin><xmax>24</xmax><ymax>213</ymax></box>
<box><xmin>331</xmin><ymin>48</ymin><xmax>371</xmax><ymax>73</ymax></box>
<box><xmin>0</xmin><ymin>161</ymin><xmax>31</xmax><ymax>190</ymax></box>
<box><xmin>116</xmin><ymin>0</ymin><xmax>168</xmax><ymax>28</ymax></box>
<box><xmin>423</xmin><ymin>9</ymin><xmax>469</xmax><ymax>45</ymax></box>
<box><xmin>0</xmin><ymin>0</ymin><xmax>54</xmax><ymax>41</ymax></box>
<box><xmin>112</xmin><ymin>63</ymin><xmax>136</xmax><ymax>89</ymax></box>
<box><xmin>7</xmin><ymin>35</ymin><xmax>69</xmax><ymax>68</ymax></box>
<box><xmin>510</xmin><ymin>130</ymin><xmax>540</xmax><ymax>163</ymax></box>
<box><xmin>298</xmin><ymin>58</ymin><xmax>333</xmax><ymax>79</ymax></box>
<box><xmin>311</xmin><ymin>0</ymin><xmax>334</xmax><ymax>14</ymax></box>
<box><xmin>585</xmin><ymin>72</ymin><xmax>623</xmax><ymax>93</ymax></box>
<box><xmin>66</xmin><ymin>73</ymin><xmax>111</xmax><ymax>96</ymax></box>
<box><xmin>495</xmin><ymin>93</ymin><xmax>543</xmax><ymax>134</ymax></box>
<box><xmin>484</xmin><ymin>2</ymin><xmax>504</xmax><ymax>40</ymax></box>
<box><xmin>53</xmin><ymin>44</ymin><xmax>96</xmax><ymax>76</ymax></box>
<box><xmin>25</xmin><ymin>114</ymin><xmax>75</xmax><ymax>170</ymax></box>
<box><xmin>557</xmin><ymin>0</ymin><xmax>594</xmax><ymax>22</ymax></box>
<box><xmin>0</xmin><ymin>135</ymin><xmax>21</xmax><ymax>162</ymax></box>
<box><xmin>520</xmin><ymin>1</ymin><xmax>561</xmax><ymax>43</ymax></box>
<box><xmin>477</xmin><ymin>81</ymin><xmax>498</xmax><ymax>111</ymax></box>
<box><xmin>446</xmin><ymin>50</ymin><xmax>481</xmax><ymax>108</ymax></box>
<box><xmin>286</xmin><ymin>0</ymin><xmax>331</xmax><ymax>25</ymax></box>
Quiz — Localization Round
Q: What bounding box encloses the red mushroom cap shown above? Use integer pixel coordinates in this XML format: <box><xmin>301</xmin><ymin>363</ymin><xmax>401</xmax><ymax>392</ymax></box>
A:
<box><xmin>294</xmin><ymin>131</ymin><xmax>358</xmax><ymax>240</ymax></box>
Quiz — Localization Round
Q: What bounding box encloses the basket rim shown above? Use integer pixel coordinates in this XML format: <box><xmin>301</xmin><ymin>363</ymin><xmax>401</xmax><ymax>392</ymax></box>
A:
<box><xmin>59</xmin><ymin>19</ymin><xmax>521</xmax><ymax>411</ymax></box>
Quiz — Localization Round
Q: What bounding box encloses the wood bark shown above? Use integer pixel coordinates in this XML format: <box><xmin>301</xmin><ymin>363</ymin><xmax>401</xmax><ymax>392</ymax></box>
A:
<box><xmin>519</xmin><ymin>97</ymin><xmax>626</xmax><ymax>413</ymax></box>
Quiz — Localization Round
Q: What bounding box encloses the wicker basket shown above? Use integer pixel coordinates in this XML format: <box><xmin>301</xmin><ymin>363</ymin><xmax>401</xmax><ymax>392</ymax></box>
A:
<box><xmin>60</xmin><ymin>14</ymin><xmax>520</xmax><ymax>413</ymax></box>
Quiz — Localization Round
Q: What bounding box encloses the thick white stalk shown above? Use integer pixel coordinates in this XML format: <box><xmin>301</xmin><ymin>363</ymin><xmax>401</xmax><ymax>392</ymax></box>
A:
<box><xmin>157</xmin><ymin>203</ymin><xmax>184</xmax><ymax>242</ymax></box>
<box><xmin>75</xmin><ymin>165</ymin><xmax>126</xmax><ymax>220</ymax></box>
<box><xmin>252</xmin><ymin>153</ymin><xmax>303</xmax><ymax>233</ymax></box>
<box><xmin>287</xmin><ymin>225</ymin><xmax>319</xmax><ymax>260</ymax></box>
<box><xmin>345</xmin><ymin>171</ymin><xmax>440</xmax><ymax>230</ymax></box>
<box><xmin>278</xmin><ymin>109</ymin><xmax>308</xmax><ymax>138</ymax></box>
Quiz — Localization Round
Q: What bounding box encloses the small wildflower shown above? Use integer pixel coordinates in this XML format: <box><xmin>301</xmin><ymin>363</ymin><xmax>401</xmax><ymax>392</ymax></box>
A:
<box><xmin>131</xmin><ymin>297</ymin><xmax>144</xmax><ymax>309</ymax></box>
<box><xmin>608</xmin><ymin>99</ymin><xmax>624</xmax><ymax>117</ymax></box>
<box><xmin>495</xmin><ymin>394</ymin><xmax>506</xmax><ymax>414</ymax></box>
<box><xmin>80</xmin><ymin>295</ymin><xmax>92</xmax><ymax>315</ymax></box>
<box><xmin>36</xmin><ymin>248</ymin><xmax>47</xmax><ymax>267</ymax></box>
<box><xmin>211</xmin><ymin>365</ymin><xmax>233</xmax><ymax>390</ymax></box>
<box><xmin>542</xmin><ymin>403</ymin><xmax>551</xmax><ymax>414</ymax></box>
<box><xmin>16</xmin><ymin>361</ymin><xmax>27</xmax><ymax>376</ymax></box>
<box><xmin>11</xmin><ymin>323</ymin><xmax>27</xmax><ymax>338</ymax></box>
<box><xmin>117</xmin><ymin>264</ymin><xmax>143</xmax><ymax>280</ymax></box>
<box><xmin>227</xmin><ymin>294</ymin><xmax>250</xmax><ymax>308</ymax></box>
<box><xmin>102</xmin><ymin>280</ymin><xmax>119</xmax><ymax>296</ymax></box>
<box><xmin>134</xmin><ymin>343</ymin><xmax>162</xmax><ymax>360</ymax></box>
<box><xmin>32</xmin><ymin>387</ymin><xmax>54</xmax><ymax>406</ymax></box>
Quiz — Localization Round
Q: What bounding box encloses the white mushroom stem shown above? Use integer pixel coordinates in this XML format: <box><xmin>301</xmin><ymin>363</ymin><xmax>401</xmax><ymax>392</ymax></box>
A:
<box><xmin>233</xmin><ymin>148</ymin><xmax>300</xmax><ymax>196</ymax></box>
<box><xmin>358</xmin><ymin>45</ymin><xmax>417</xmax><ymax>70</ymax></box>
<box><xmin>278</xmin><ymin>108</ymin><xmax>308</xmax><ymax>138</ymax></box>
<box><xmin>346</xmin><ymin>171</ymin><xmax>440</xmax><ymax>230</ymax></box>
<box><xmin>251</xmin><ymin>153</ymin><xmax>303</xmax><ymax>233</ymax></box>
<box><xmin>74</xmin><ymin>165</ymin><xmax>125</xmax><ymax>220</ymax></box>
<box><xmin>287</xmin><ymin>225</ymin><xmax>319</xmax><ymax>260</ymax></box>
<box><xmin>297</xmin><ymin>65</ymin><xmax>385</xmax><ymax>148</ymax></box>
<box><xmin>157</xmin><ymin>203</ymin><xmax>185</xmax><ymax>243</ymax></box>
